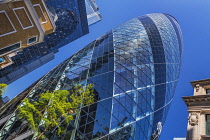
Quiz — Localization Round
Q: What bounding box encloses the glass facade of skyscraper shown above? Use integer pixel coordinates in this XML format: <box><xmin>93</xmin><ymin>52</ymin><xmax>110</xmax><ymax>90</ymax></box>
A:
<box><xmin>0</xmin><ymin>0</ymin><xmax>89</xmax><ymax>84</ymax></box>
<box><xmin>85</xmin><ymin>0</ymin><xmax>102</xmax><ymax>25</ymax></box>
<box><xmin>0</xmin><ymin>13</ymin><xmax>183</xmax><ymax>140</ymax></box>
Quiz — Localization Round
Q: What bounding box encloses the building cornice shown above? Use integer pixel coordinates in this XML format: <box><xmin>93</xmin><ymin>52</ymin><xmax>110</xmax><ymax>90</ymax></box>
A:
<box><xmin>182</xmin><ymin>95</ymin><xmax>210</xmax><ymax>106</ymax></box>
<box><xmin>190</xmin><ymin>78</ymin><xmax>210</xmax><ymax>87</ymax></box>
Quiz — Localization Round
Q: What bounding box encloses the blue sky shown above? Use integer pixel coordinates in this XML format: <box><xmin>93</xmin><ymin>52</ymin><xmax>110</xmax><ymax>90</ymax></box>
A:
<box><xmin>4</xmin><ymin>0</ymin><xmax>210</xmax><ymax>139</ymax></box>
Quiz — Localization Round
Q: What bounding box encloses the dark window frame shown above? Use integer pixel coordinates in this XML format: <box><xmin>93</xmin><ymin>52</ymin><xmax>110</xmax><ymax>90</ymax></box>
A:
<box><xmin>27</xmin><ymin>36</ymin><xmax>37</xmax><ymax>45</ymax></box>
<box><xmin>206</xmin><ymin>89</ymin><xmax>210</xmax><ymax>94</ymax></box>
<box><xmin>206</xmin><ymin>114</ymin><xmax>210</xmax><ymax>135</ymax></box>
<box><xmin>0</xmin><ymin>42</ymin><xmax>21</xmax><ymax>55</ymax></box>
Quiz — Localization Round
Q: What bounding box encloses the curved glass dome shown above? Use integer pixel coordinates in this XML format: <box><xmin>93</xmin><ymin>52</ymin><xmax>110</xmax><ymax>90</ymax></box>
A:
<box><xmin>0</xmin><ymin>13</ymin><xmax>183</xmax><ymax>140</ymax></box>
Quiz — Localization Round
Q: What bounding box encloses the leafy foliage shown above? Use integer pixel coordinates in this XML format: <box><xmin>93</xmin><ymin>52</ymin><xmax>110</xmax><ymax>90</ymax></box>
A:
<box><xmin>0</xmin><ymin>83</ymin><xmax>7</xmax><ymax>99</ymax></box>
<box><xmin>17</xmin><ymin>84</ymin><xmax>94</xmax><ymax>139</ymax></box>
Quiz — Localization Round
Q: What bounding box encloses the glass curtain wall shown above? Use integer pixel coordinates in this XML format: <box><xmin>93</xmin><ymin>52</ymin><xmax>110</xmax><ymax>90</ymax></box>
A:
<box><xmin>0</xmin><ymin>13</ymin><xmax>183</xmax><ymax>140</ymax></box>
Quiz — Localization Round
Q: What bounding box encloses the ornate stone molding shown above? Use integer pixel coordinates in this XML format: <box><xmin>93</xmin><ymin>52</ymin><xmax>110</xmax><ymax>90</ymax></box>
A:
<box><xmin>195</xmin><ymin>84</ymin><xmax>200</xmax><ymax>92</ymax></box>
<box><xmin>188</xmin><ymin>112</ymin><xmax>199</xmax><ymax>126</ymax></box>
<box><xmin>183</xmin><ymin>95</ymin><xmax>210</xmax><ymax>106</ymax></box>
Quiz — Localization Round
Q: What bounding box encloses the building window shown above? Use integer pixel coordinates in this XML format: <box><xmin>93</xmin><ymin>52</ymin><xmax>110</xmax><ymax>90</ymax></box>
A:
<box><xmin>0</xmin><ymin>57</ymin><xmax>4</xmax><ymax>63</ymax></box>
<box><xmin>28</xmin><ymin>36</ymin><xmax>37</xmax><ymax>44</ymax></box>
<box><xmin>0</xmin><ymin>42</ymin><xmax>21</xmax><ymax>55</ymax></box>
<box><xmin>206</xmin><ymin>114</ymin><xmax>210</xmax><ymax>135</ymax></box>
<box><xmin>206</xmin><ymin>89</ymin><xmax>210</xmax><ymax>94</ymax></box>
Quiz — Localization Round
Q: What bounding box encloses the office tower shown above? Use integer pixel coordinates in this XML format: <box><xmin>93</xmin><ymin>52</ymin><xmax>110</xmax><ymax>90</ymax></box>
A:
<box><xmin>0</xmin><ymin>13</ymin><xmax>183</xmax><ymax>140</ymax></box>
<box><xmin>85</xmin><ymin>0</ymin><xmax>102</xmax><ymax>25</ymax></box>
<box><xmin>0</xmin><ymin>96</ymin><xmax>10</xmax><ymax>108</ymax></box>
<box><xmin>2</xmin><ymin>96</ymin><xmax>9</xmax><ymax>104</ymax></box>
<box><xmin>0</xmin><ymin>0</ymin><xmax>56</xmax><ymax>68</ymax></box>
<box><xmin>0</xmin><ymin>0</ymin><xmax>89</xmax><ymax>84</ymax></box>
<box><xmin>183</xmin><ymin>79</ymin><xmax>210</xmax><ymax>140</ymax></box>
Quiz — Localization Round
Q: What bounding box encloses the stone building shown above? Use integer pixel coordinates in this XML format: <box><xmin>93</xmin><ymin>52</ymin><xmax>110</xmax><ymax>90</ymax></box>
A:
<box><xmin>0</xmin><ymin>0</ymin><xmax>56</xmax><ymax>68</ymax></box>
<box><xmin>183</xmin><ymin>78</ymin><xmax>210</xmax><ymax>140</ymax></box>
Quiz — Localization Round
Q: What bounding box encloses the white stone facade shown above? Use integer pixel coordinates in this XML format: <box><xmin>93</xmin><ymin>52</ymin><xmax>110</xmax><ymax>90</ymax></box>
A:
<box><xmin>183</xmin><ymin>79</ymin><xmax>210</xmax><ymax>140</ymax></box>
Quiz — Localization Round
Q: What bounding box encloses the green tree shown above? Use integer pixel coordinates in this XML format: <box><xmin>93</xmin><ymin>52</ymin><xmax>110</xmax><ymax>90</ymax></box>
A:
<box><xmin>0</xmin><ymin>83</ymin><xmax>7</xmax><ymax>99</ymax></box>
<box><xmin>18</xmin><ymin>84</ymin><xmax>94</xmax><ymax>139</ymax></box>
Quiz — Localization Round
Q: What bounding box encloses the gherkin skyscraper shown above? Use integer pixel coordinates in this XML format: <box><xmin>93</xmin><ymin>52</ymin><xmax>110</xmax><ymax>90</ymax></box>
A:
<box><xmin>0</xmin><ymin>13</ymin><xmax>183</xmax><ymax>140</ymax></box>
